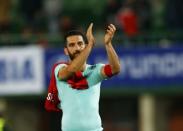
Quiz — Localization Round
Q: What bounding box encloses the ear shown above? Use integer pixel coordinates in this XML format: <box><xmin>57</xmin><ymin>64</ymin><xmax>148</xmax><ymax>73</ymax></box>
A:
<box><xmin>64</xmin><ymin>48</ymin><xmax>69</xmax><ymax>56</ymax></box>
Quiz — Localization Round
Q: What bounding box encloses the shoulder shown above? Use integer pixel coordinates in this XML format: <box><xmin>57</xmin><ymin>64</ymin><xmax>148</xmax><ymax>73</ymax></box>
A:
<box><xmin>53</xmin><ymin>62</ymin><xmax>68</xmax><ymax>69</ymax></box>
<box><xmin>53</xmin><ymin>62</ymin><xmax>68</xmax><ymax>74</ymax></box>
<box><xmin>54</xmin><ymin>62</ymin><xmax>68</xmax><ymax>68</ymax></box>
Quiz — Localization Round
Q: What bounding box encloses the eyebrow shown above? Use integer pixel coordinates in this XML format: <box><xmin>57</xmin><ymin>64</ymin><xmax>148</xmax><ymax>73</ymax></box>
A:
<box><xmin>77</xmin><ymin>41</ymin><xmax>84</xmax><ymax>44</ymax></box>
<box><xmin>68</xmin><ymin>41</ymin><xmax>83</xmax><ymax>45</ymax></box>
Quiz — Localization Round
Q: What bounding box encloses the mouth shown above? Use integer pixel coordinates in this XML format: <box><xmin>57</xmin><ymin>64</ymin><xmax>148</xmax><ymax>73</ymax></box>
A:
<box><xmin>74</xmin><ymin>52</ymin><xmax>80</xmax><ymax>56</ymax></box>
<box><xmin>74</xmin><ymin>53</ymin><xmax>80</xmax><ymax>57</ymax></box>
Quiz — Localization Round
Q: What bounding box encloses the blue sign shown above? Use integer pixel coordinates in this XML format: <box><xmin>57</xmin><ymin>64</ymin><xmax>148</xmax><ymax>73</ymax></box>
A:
<box><xmin>45</xmin><ymin>47</ymin><xmax>183</xmax><ymax>89</ymax></box>
<box><xmin>0</xmin><ymin>47</ymin><xmax>44</xmax><ymax>95</ymax></box>
<box><xmin>0</xmin><ymin>58</ymin><xmax>34</xmax><ymax>82</ymax></box>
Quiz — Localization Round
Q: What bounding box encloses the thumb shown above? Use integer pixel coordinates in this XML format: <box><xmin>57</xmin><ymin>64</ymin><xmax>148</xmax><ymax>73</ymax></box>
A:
<box><xmin>86</xmin><ymin>23</ymin><xmax>93</xmax><ymax>35</ymax></box>
<box><xmin>88</xmin><ymin>23</ymin><xmax>93</xmax><ymax>30</ymax></box>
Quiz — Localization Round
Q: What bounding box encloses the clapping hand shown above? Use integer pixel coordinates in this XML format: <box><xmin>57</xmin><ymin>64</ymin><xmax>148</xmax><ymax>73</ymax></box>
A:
<box><xmin>104</xmin><ymin>24</ymin><xmax>116</xmax><ymax>45</ymax></box>
<box><xmin>86</xmin><ymin>23</ymin><xmax>95</xmax><ymax>46</ymax></box>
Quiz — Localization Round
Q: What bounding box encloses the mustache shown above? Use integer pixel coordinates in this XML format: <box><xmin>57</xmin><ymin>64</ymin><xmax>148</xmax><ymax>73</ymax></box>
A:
<box><xmin>73</xmin><ymin>50</ymin><xmax>81</xmax><ymax>55</ymax></box>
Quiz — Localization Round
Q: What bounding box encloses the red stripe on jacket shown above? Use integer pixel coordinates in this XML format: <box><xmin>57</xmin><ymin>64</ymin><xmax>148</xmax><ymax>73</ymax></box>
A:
<box><xmin>104</xmin><ymin>64</ymin><xmax>113</xmax><ymax>77</ymax></box>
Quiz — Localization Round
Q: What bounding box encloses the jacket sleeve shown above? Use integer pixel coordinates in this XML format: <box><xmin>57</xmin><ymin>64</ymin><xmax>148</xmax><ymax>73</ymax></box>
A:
<box><xmin>44</xmin><ymin>63</ymin><xmax>64</xmax><ymax>112</ymax></box>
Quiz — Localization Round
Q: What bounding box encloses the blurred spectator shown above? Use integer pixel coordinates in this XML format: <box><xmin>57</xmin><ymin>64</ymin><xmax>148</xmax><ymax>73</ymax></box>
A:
<box><xmin>116</xmin><ymin>1</ymin><xmax>138</xmax><ymax>37</ymax></box>
<box><xmin>116</xmin><ymin>0</ymin><xmax>151</xmax><ymax>35</ymax></box>
<box><xmin>0</xmin><ymin>113</ymin><xmax>10</xmax><ymax>131</ymax></box>
<box><xmin>0</xmin><ymin>0</ymin><xmax>11</xmax><ymax>34</ymax></box>
<box><xmin>0</xmin><ymin>100</ymin><xmax>10</xmax><ymax>131</ymax></box>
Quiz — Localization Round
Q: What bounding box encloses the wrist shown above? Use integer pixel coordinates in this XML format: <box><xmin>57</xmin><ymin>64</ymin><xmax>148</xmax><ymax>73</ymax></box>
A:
<box><xmin>88</xmin><ymin>42</ymin><xmax>94</xmax><ymax>47</ymax></box>
<box><xmin>105</xmin><ymin>42</ymin><xmax>112</xmax><ymax>46</ymax></box>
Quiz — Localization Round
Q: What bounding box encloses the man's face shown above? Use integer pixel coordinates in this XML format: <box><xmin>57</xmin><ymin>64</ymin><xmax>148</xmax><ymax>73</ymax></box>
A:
<box><xmin>64</xmin><ymin>35</ymin><xmax>86</xmax><ymax>60</ymax></box>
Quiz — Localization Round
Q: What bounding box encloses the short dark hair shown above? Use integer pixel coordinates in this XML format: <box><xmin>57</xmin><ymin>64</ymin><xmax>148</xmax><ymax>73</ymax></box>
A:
<box><xmin>64</xmin><ymin>30</ymin><xmax>88</xmax><ymax>46</ymax></box>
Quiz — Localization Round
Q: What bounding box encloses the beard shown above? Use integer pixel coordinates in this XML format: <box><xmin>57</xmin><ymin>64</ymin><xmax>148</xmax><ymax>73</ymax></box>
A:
<box><xmin>67</xmin><ymin>50</ymin><xmax>81</xmax><ymax>60</ymax></box>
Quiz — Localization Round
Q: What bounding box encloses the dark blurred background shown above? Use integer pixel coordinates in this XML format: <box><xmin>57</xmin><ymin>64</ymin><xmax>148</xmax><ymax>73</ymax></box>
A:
<box><xmin>0</xmin><ymin>0</ymin><xmax>183</xmax><ymax>131</ymax></box>
<box><xmin>0</xmin><ymin>0</ymin><xmax>183</xmax><ymax>47</ymax></box>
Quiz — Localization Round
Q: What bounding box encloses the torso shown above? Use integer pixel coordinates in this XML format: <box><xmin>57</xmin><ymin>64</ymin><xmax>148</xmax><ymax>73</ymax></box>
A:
<box><xmin>54</xmin><ymin>63</ymin><xmax>105</xmax><ymax>131</ymax></box>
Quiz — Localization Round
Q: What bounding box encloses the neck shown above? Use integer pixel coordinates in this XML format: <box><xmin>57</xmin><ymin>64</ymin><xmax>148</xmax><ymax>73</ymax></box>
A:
<box><xmin>80</xmin><ymin>63</ymin><xmax>86</xmax><ymax>72</ymax></box>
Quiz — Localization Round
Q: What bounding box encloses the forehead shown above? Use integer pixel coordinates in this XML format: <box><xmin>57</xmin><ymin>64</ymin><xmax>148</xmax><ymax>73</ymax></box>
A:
<box><xmin>66</xmin><ymin>35</ymin><xmax>84</xmax><ymax>44</ymax></box>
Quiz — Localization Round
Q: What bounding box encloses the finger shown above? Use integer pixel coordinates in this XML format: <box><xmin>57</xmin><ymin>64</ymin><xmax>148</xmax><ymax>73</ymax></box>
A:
<box><xmin>110</xmin><ymin>24</ymin><xmax>116</xmax><ymax>31</ymax></box>
<box><xmin>88</xmin><ymin>23</ymin><xmax>93</xmax><ymax>32</ymax></box>
<box><xmin>86</xmin><ymin>23</ymin><xmax>93</xmax><ymax>34</ymax></box>
<box><xmin>107</xmin><ymin>29</ymin><xmax>113</xmax><ymax>36</ymax></box>
<box><xmin>108</xmin><ymin>25</ymin><xmax>115</xmax><ymax>33</ymax></box>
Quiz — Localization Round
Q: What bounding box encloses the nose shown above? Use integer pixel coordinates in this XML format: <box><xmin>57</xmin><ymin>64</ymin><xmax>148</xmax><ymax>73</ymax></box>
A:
<box><xmin>74</xmin><ymin>44</ymin><xmax>81</xmax><ymax>50</ymax></box>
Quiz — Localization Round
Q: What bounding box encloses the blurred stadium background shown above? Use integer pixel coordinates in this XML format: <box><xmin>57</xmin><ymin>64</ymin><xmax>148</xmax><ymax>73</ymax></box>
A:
<box><xmin>0</xmin><ymin>0</ymin><xmax>183</xmax><ymax>131</ymax></box>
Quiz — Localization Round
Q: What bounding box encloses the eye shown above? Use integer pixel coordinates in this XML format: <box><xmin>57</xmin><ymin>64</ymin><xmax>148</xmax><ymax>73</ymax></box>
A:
<box><xmin>78</xmin><ymin>41</ymin><xmax>84</xmax><ymax>46</ymax></box>
<box><xmin>68</xmin><ymin>43</ymin><xmax>75</xmax><ymax>47</ymax></box>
